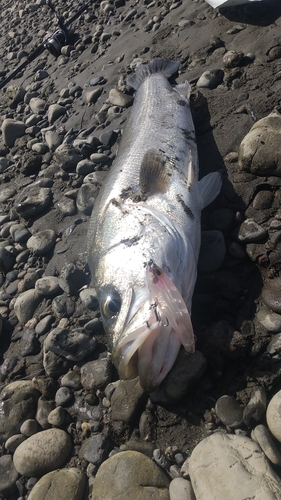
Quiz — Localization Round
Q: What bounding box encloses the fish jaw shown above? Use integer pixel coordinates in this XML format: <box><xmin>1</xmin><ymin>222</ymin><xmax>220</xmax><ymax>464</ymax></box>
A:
<box><xmin>112</xmin><ymin>263</ymin><xmax>195</xmax><ymax>392</ymax></box>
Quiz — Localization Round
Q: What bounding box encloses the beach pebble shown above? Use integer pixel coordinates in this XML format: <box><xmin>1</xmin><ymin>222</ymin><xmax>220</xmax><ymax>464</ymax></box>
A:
<box><xmin>27</xmin><ymin>229</ymin><xmax>56</xmax><ymax>255</ymax></box>
<box><xmin>34</xmin><ymin>276</ymin><xmax>62</xmax><ymax>297</ymax></box>
<box><xmin>5</xmin><ymin>85</ymin><xmax>25</xmax><ymax>109</ymax></box>
<box><xmin>267</xmin><ymin>333</ymin><xmax>281</xmax><ymax>355</ymax></box>
<box><xmin>55</xmin><ymin>386</ymin><xmax>73</xmax><ymax>406</ymax></box>
<box><xmin>20</xmin><ymin>328</ymin><xmax>40</xmax><ymax>356</ymax></box>
<box><xmin>189</xmin><ymin>433</ymin><xmax>281</xmax><ymax>500</ymax></box>
<box><xmin>44</xmin><ymin>130</ymin><xmax>63</xmax><ymax>151</ymax></box>
<box><xmin>243</xmin><ymin>386</ymin><xmax>267</xmax><ymax>426</ymax></box>
<box><xmin>15</xmin><ymin>186</ymin><xmax>52</xmax><ymax>218</ymax></box>
<box><xmin>76</xmin><ymin>183</ymin><xmax>99</xmax><ymax>214</ymax></box>
<box><xmin>198</xmin><ymin>230</ymin><xmax>226</xmax><ymax>273</ymax></box>
<box><xmin>36</xmin><ymin>396</ymin><xmax>55</xmax><ymax>430</ymax></box>
<box><xmin>266</xmin><ymin>390</ymin><xmax>281</xmax><ymax>443</ymax></box>
<box><xmin>197</xmin><ymin>69</ymin><xmax>224</xmax><ymax>89</ymax></box>
<box><xmin>14</xmin><ymin>289</ymin><xmax>41</xmax><ymax>325</ymax></box>
<box><xmin>108</xmin><ymin>88</ymin><xmax>133</xmax><ymax>107</ymax></box>
<box><xmin>51</xmin><ymin>294</ymin><xmax>76</xmax><ymax>320</ymax></box>
<box><xmin>61</xmin><ymin>370</ymin><xmax>82</xmax><ymax>390</ymax></box>
<box><xmin>1</xmin><ymin>118</ymin><xmax>26</xmax><ymax>147</ymax></box>
<box><xmin>5</xmin><ymin>433</ymin><xmax>26</xmax><ymax>452</ymax></box>
<box><xmin>76</xmin><ymin>159</ymin><xmax>96</xmax><ymax>176</ymax></box>
<box><xmin>48</xmin><ymin>104</ymin><xmax>66</xmax><ymax>124</ymax></box>
<box><xmin>256</xmin><ymin>304</ymin><xmax>281</xmax><ymax>333</ymax></box>
<box><xmin>83</xmin><ymin>433</ymin><xmax>109</xmax><ymax>465</ymax></box>
<box><xmin>238</xmin><ymin>218</ymin><xmax>267</xmax><ymax>243</ymax></box>
<box><xmin>223</xmin><ymin>50</ymin><xmax>244</xmax><ymax>68</ymax></box>
<box><xmin>0</xmin><ymin>381</ymin><xmax>40</xmax><ymax>443</ymax></box>
<box><xmin>29</xmin><ymin>97</ymin><xmax>46</xmax><ymax>114</ymax></box>
<box><xmin>169</xmin><ymin>477</ymin><xmax>195</xmax><ymax>500</ymax></box>
<box><xmin>215</xmin><ymin>395</ymin><xmax>244</xmax><ymax>429</ymax></box>
<box><xmin>57</xmin><ymin>196</ymin><xmax>76</xmax><ymax>216</ymax></box>
<box><xmin>262</xmin><ymin>277</ymin><xmax>281</xmax><ymax>314</ymax></box>
<box><xmin>27</xmin><ymin>468</ymin><xmax>86</xmax><ymax>500</ymax></box>
<box><xmin>0</xmin><ymin>455</ymin><xmax>19</xmax><ymax>496</ymax></box>
<box><xmin>13</xmin><ymin>428</ymin><xmax>72</xmax><ymax>477</ymax></box>
<box><xmin>238</xmin><ymin>110</ymin><xmax>281</xmax><ymax>177</ymax></box>
<box><xmin>90</xmin><ymin>451</ymin><xmax>170</xmax><ymax>500</ymax></box>
<box><xmin>59</xmin><ymin>264</ymin><xmax>89</xmax><ymax>295</ymax></box>
<box><xmin>44</xmin><ymin>327</ymin><xmax>97</xmax><ymax>362</ymax></box>
<box><xmin>81</xmin><ymin>357</ymin><xmax>112</xmax><ymax>391</ymax></box>
<box><xmin>0</xmin><ymin>185</ymin><xmax>17</xmax><ymax>203</ymax></box>
<box><xmin>111</xmin><ymin>378</ymin><xmax>147</xmax><ymax>423</ymax></box>
<box><xmin>20</xmin><ymin>418</ymin><xmax>38</xmax><ymax>437</ymax></box>
<box><xmin>0</xmin><ymin>246</ymin><xmax>15</xmax><ymax>272</ymax></box>
<box><xmin>47</xmin><ymin>406</ymin><xmax>66</xmax><ymax>426</ymax></box>
<box><xmin>151</xmin><ymin>350</ymin><xmax>207</xmax><ymax>404</ymax></box>
<box><xmin>54</xmin><ymin>144</ymin><xmax>83</xmax><ymax>170</ymax></box>
<box><xmin>35</xmin><ymin>314</ymin><xmax>54</xmax><ymax>335</ymax></box>
<box><xmin>83</xmin><ymin>87</ymin><xmax>103</xmax><ymax>104</ymax></box>
<box><xmin>252</xmin><ymin>424</ymin><xmax>281</xmax><ymax>465</ymax></box>
<box><xmin>79</xmin><ymin>287</ymin><xmax>99</xmax><ymax>310</ymax></box>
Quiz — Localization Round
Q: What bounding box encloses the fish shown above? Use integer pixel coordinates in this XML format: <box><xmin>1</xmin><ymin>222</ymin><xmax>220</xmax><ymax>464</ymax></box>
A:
<box><xmin>87</xmin><ymin>58</ymin><xmax>222</xmax><ymax>391</ymax></box>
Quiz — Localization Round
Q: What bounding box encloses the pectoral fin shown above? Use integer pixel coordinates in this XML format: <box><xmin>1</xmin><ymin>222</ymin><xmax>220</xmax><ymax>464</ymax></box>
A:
<box><xmin>199</xmin><ymin>171</ymin><xmax>222</xmax><ymax>209</ymax></box>
<box><xmin>139</xmin><ymin>149</ymin><xmax>170</xmax><ymax>196</ymax></box>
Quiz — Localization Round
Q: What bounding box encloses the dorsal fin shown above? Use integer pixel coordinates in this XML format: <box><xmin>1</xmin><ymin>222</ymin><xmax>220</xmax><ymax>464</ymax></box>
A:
<box><xmin>139</xmin><ymin>149</ymin><xmax>170</xmax><ymax>196</ymax></box>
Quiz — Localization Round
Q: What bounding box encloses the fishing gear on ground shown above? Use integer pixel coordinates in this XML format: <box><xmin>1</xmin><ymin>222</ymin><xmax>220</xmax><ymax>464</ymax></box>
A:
<box><xmin>0</xmin><ymin>0</ymin><xmax>94</xmax><ymax>91</ymax></box>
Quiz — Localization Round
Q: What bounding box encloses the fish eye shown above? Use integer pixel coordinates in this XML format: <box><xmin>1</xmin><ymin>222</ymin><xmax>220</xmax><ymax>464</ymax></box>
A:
<box><xmin>100</xmin><ymin>289</ymin><xmax>121</xmax><ymax>319</ymax></box>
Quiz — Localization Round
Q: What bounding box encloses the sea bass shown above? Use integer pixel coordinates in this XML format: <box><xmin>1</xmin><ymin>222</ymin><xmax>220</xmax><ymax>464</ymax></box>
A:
<box><xmin>87</xmin><ymin>58</ymin><xmax>222</xmax><ymax>391</ymax></box>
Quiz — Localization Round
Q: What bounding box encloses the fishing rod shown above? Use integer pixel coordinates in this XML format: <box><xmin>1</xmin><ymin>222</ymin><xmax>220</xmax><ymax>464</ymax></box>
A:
<box><xmin>0</xmin><ymin>0</ymin><xmax>94</xmax><ymax>91</ymax></box>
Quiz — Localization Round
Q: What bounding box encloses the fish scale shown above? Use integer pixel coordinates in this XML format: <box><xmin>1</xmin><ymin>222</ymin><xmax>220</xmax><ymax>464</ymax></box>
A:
<box><xmin>88</xmin><ymin>58</ymin><xmax>222</xmax><ymax>391</ymax></box>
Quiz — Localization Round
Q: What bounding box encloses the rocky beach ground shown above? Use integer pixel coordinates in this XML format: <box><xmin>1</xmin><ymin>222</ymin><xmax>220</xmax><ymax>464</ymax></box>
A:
<box><xmin>0</xmin><ymin>0</ymin><xmax>281</xmax><ymax>499</ymax></box>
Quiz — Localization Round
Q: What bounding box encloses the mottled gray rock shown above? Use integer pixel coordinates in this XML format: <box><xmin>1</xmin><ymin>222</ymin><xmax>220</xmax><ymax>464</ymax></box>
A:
<box><xmin>5</xmin><ymin>85</ymin><xmax>25</xmax><ymax>109</ymax></box>
<box><xmin>21</xmin><ymin>328</ymin><xmax>40</xmax><ymax>356</ymax></box>
<box><xmin>5</xmin><ymin>433</ymin><xmax>26</xmax><ymax>452</ymax></box>
<box><xmin>238</xmin><ymin>110</ymin><xmax>281</xmax><ymax>177</ymax></box>
<box><xmin>0</xmin><ymin>381</ymin><xmax>40</xmax><ymax>443</ymax></box>
<box><xmin>108</xmin><ymin>88</ymin><xmax>133</xmax><ymax>107</ymax></box>
<box><xmin>169</xmin><ymin>478</ymin><xmax>195</xmax><ymax>500</ymax></box>
<box><xmin>47</xmin><ymin>406</ymin><xmax>65</xmax><ymax>426</ymax></box>
<box><xmin>83</xmin><ymin>87</ymin><xmax>103</xmax><ymax>104</ymax></box>
<box><xmin>57</xmin><ymin>196</ymin><xmax>76</xmax><ymax>216</ymax></box>
<box><xmin>48</xmin><ymin>104</ymin><xmax>66</xmax><ymax>124</ymax></box>
<box><xmin>76</xmin><ymin>183</ymin><xmax>99</xmax><ymax>214</ymax></box>
<box><xmin>0</xmin><ymin>246</ymin><xmax>15</xmax><ymax>272</ymax></box>
<box><xmin>80</xmin><ymin>357</ymin><xmax>112</xmax><ymax>391</ymax></box>
<box><xmin>59</xmin><ymin>263</ymin><xmax>89</xmax><ymax>294</ymax></box>
<box><xmin>83</xmin><ymin>433</ymin><xmax>109</xmax><ymax>465</ymax></box>
<box><xmin>14</xmin><ymin>289</ymin><xmax>41</xmax><ymax>325</ymax></box>
<box><xmin>35</xmin><ymin>276</ymin><xmax>62</xmax><ymax>297</ymax></box>
<box><xmin>0</xmin><ymin>185</ymin><xmax>17</xmax><ymax>203</ymax></box>
<box><xmin>15</xmin><ymin>186</ymin><xmax>52</xmax><ymax>218</ymax></box>
<box><xmin>45</xmin><ymin>327</ymin><xmax>97</xmax><ymax>362</ymax></box>
<box><xmin>111</xmin><ymin>378</ymin><xmax>147</xmax><ymax>423</ymax></box>
<box><xmin>151</xmin><ymin>350</ymin><xmax>207</xmax><ymax>404</ymax></box>
<box><xmin>262</xmin><ymin>278</ymin><xmax>281</xmax><ymax>314</ymax></box>
<box><xmin>90</xmin><ymin>152</ymin><xmax>111</xmax><ymax>164</ymax></box>
<box><xmin>20</xmin><ymin>418</ymin><xmax>38</xmax><ymax>437</ymax></box>
<box><xmin>238</xmin><ymin>218</ymin><xmax>267</xmax><ymax>243</ymax></box>
<box><xmin>0</xmin><ymin>455</ymin><xmax>19</xmax><ymax>496</ymax></box>
<box><xmin>54</xmin><ymin>144</ymin><xmax>83</xmax><ymax>171</ymax></box>
<box><xmin>55</xmin><ymin>386</ymin><xmax>73</xmax><ymax>406</ymax></box>
<box><xmin>1</xmin><ymin>118</ymin><xmax>26</xmax><ymax>147</ymax></box>
<box><xmin>267</xmin><ymin>333</ymin><xmax>281</xmax><ymax>355</ymax></box>
<box><xmin>0</xmin><ymin>355</ymin><xmax>18</xmax><ymax>377</ymax></box>
<box><xmin>36</xmin><ymin>396</ymin><xmax>55</xmax><ymax>430</ymax></box>
<box><xmin>35</xmin><ymin>314</ymin><xmax>54</xmax><ymax>335</ymax></box>
<box><xmin>256</xmin><ymin>304</ymin><xmax>281</xmax><ymax>333</ymax></box>
<box><xmin>266</xmin><ymin>390</ymin><xmax>281</xmax><ymax>443</ymax></box>
<box><xmin>27</xmin><ymin>229</ymin><xmax>56</xmax><ymax>255</ymax></box>
<box><xmin>28</xmin><ymin>468</ymin><xmax>86</xmax><ymax>500</ymax></box>
<box><xmin>189</xmin><ymin>433</ymin><xmax>281</xmax><ymax>500</ymax></box>
<box><xmin>91</xmin><ymin>451</ymin><xmax>170</xmax><ymax>500</ymax></box>
<box><xmin>243</xmin><ymin>386</ymin><xmax>267</xmax><ymax>426</ymax></box>
<box><xmin>252</xmin><ymin>424</ymin><xmax>281</xmax><ymax>466</ymax></box>
<box><xmin>61</xmin><ymin>370</ymin><xmax>82</xmax><ymax>390</ymax></box>
<box><xmin>197</xmin><ymin>69</ymin><xmax>224</xmax><ymax>89</ymax></box>
<box><xmin>13</xmin><ymin>428</ymin><xmax>72</xmax><ymax>477</ymax></box>
<box><xmin>51</xmin><ymin>294</ymin><xmax>76</xmax><ymax>320</ymax></box>
<box><xmin>198</xmin><ymin>230</ymin><xmax>226</xmax><ymax>273</ymax></box>
<box><xmin>223</xmin><ymin>50</ymin><xmax>244</xmax><ymax>68</ymax></box>
<box><xmin>215</xmin><ymin>395</ymin><xmax>244</xmax><ymax>429</ymax></box>
<box><xmin>44</xmin><ymin>130</ymin><xmax>63</xmax><ymax>151</ymax></box>
<box><xmin>29</xmin><ymin>97</ymin><xmax>46</xmax><ymax>114</ymax></box>
<box><xmin>76</xmin><ymin>159</ymin><xmax>96</xmax><ymax>176</ymax></box>
<box><xmin>79</xmin><ymin>287</ymin><xmax>99</xmax><ymax>311</ymax></box>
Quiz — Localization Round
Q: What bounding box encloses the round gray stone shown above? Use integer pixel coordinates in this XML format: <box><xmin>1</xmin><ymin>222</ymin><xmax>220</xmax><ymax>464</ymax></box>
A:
<box><xmin>262</xmin><ymin>278</ymin><xmax>281</xmax><ymax>314</ymax></box>
<box><xmin>238</xmin><ymin>218</ymin><xmax>267</xmax><ymax>243</ymax></box>
<box><xmin>197</xmin><ymin>69</ymin><xmax>224</xmax><ymax>89</ymax></box>
<box><xmin>26</xmin><ymin>229</ymin><xmax>56</xmax><ymax>255</ymax></box>
<box><xmin>28</xmin><ymin>468</ymin><xmax>86</xmax><ymax>500</ymax></box>
<box><xmin>0</xmin><ymin>454</ymin><xmax>19</xmax><ymax>495</ymax></box>
<box><xmin>1</xmin><ymin>118</ymin><xmax>26</xmax><ymax>147</ymax></box>
<box><xmin>266</xmin><ymin>390</ymin><xmax>281</xmax><ymax>443</ymax></box>
<box><xmin>215</xmin><ymin>395</ymin><xmax>244</xmax><ymax>429</ymax></box>
<box><xmin>91</xmin><ymin>451</ymin><xmax>170</xmax><ymax>500</ymax></box>
<box><xmin>252</xmin><ymin>424</ymin><xmax>281</xmax><ymax>465</ymax></box>
<box><xmin>14</xmin><ymin>289</ymin><xmax>41</xmax><ymax>325</ymax></box>
<box><xmin>15</xmin><ymin>186</ymin><xmax>52</xmax><ymax>218</ymax></box>
<box><xmin>169</xmin><ymin>477</ymin><xmax>195</xmax><ymax>500</ymax></box>
<box><xmin>13</xmin><ymin>428</ymin><xmax>72</xmax><ymax>477</ymax></box>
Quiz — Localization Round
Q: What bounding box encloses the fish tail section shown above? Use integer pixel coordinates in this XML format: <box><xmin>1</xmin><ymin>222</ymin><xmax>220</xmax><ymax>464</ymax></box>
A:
<box><xmin>199</xmin><ymin>171</ymin><xmax>222</xmax><ymax>209</ymax></box>
<box><xmin>127</xmin><ymin>58</ymin><xmax>180</xmax><ymax>90</ymax></box>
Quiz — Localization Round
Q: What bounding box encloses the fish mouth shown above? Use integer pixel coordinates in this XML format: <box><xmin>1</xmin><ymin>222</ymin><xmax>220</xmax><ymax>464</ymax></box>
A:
<box><xmin>112</xmin><ymin>262</ymin><xmax>195</xmax><ymax>392</ymax></box>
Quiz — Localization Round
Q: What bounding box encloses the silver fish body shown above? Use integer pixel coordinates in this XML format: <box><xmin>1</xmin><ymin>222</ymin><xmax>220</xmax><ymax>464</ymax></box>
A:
<box><xmin>87</xmin><ymin>59</ymin><xmax>221</xmax><ymax>391</ymax></box>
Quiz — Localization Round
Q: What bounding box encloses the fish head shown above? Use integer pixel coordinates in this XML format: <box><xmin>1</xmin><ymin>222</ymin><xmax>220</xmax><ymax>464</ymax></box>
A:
<box><xmin>96</xmin><ymin>254</ymin><xmax>195</xmax><ymax>392</ymax></box>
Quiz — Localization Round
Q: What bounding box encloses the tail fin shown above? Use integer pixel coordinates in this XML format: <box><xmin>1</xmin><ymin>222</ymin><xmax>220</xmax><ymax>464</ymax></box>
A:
<box><xmin>127</xmin><ymin>58</ymin><xmax>180</xmax><ymax>90</ymax></box>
